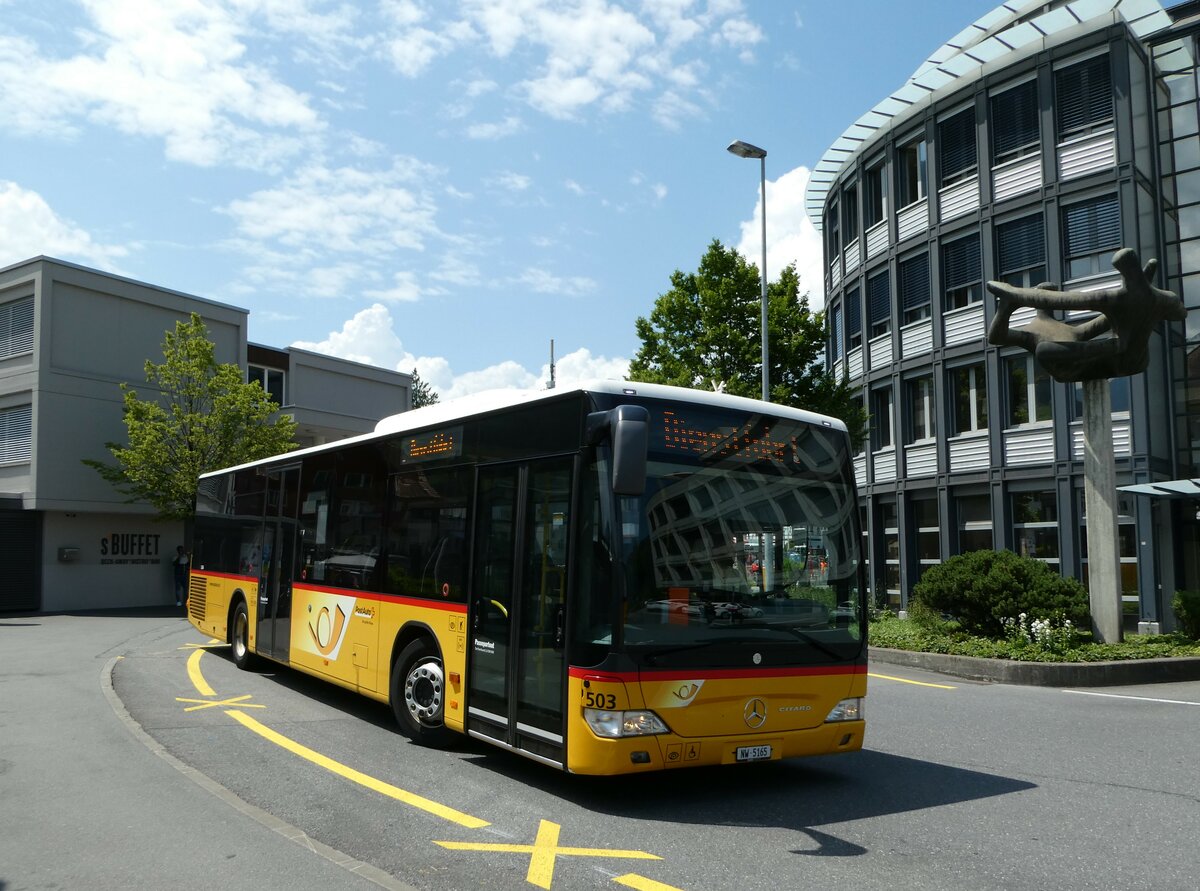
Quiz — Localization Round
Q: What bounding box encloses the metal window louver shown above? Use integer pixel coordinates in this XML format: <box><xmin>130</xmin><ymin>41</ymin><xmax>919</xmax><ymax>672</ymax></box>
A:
<box><xmin>997</xmin><ymin>214</ymin><xmax>1045</xmax><ymax>274</ymax></box>
<box><xmin>1063</xmin><ymin>195</ymin><xmax>1121</xmax><ymax>257</ymax></box>
<box><xmin>943</xmin><ymin>234</ymin><xmax>982</xmax><ymax>289</ymax></box>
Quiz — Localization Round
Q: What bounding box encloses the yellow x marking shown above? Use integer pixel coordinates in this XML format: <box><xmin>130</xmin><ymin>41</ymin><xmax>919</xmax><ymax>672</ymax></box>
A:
<box><xmin>176</xmin><ymin>693</ymin><xmax>265</xmax><ymax>712</ymax></box>
<box><xmin>436</xmin><ymin>819</ymin><xmax>659</xmax><ymax>889</ymax></box>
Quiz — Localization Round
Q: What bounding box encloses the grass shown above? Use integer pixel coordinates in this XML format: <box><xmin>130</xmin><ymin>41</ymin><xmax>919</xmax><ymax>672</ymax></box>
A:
<box><xmin>868</xmin><ymin>610</ymin><xmax>1200</xmax><ymax>663</ymax></box>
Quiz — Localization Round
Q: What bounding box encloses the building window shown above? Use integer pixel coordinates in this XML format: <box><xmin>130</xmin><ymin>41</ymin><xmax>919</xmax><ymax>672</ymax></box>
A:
<box><xmin>1005</xmin><ymin>354</ymin><xmax>1052</xmax><ymax>426</ymax></box>
<box><xmin>912</xmin><ymin>496</ymin><xmax>941</xmax><ymax>584</ymax></box>
<box><xmin>880</xmin><ymin>500</ymin><xmax>901</xmax><ymax>608</ymax></box>
<box><xmin>996</xmin><ymin>214</ymin><xmax>1046</xmax><ymax>287</ymax></box>
<box><xmin>957</xmin><ymin>493</ymin><xmax>993</xmax><ymax>552</ymax></box>
<box><xmin>829</xmin><ymin>304</ymin><xmax>842</xmax><ymax>362</ymax></box>
<box><xmin>1062</xmin><ymin>194</ymin><xmax>1121</xmax><ymax>280</ymax></box>
<box><xmin>871</xmin><ymin>386</ymin><xmax>894</xmax><ymax>451</ymax></box>
<box><xmin>949</xmin><ymin>363</ymin><xmax>988</xmax><ymax>435</ymax></box>
<box><xmin>846</xmin><ymin>286</ymin><xmax>862</xmax><ymax>351</ymax></box>
<box><xmin>843</xmin><ymin>183</ymin><xmax>859</xmax><ymax>243</ymax></box>
<box><xmin>0</xmin><ymin>403</ymin><xmax>32</xmax><ymax>464</ymax></box>
<box><xmin>938</xmin><ymin>108</ymin><xmax>977</xmax><ymax>187</ymax></box>
<box><xmin>0</xmin><ymin>297</ymin><xmax>34</xmax><ymax>359</ymax></box>
<box><xmin>1013</xmin><ymin>490</ymin><xmax>1059</xmax><ymax>566</ymax></box>
<box><xmin>1056</xmin><ymin>54</ymin><xmax>1113</xmax><ymax>141</ymax></box>
<box><xmin>906</xmin><ymin>375</ymin><xmax>936</xmax><ymax>443</ymax></box>
<box><xmin>248</xmin><ymin>364</ymin><xmax>286</xmax><ymax>406</ymax></box>
<box><xmin>991</xmin><ymin>79</ymin><xmax>1040</xmax><ymax>164</ymax></box>
<box><xmin>899</xmin><ymin>253</ymin><xmax>931</xmax><ymax>324</ymax></box>
<box><xmin>942</xmin><ymin>233</ymin><xmax>983</xmax><ymax>310</ymax></box>
<box><xmin>827</xmin><ymin>200</ymin><xmax>841</xmax><ymax>258</ymax></box>
<box><xmin>865</xmin><ymin>159</ymin><xmax>886</xmax><ymax>228</ymax></box>
<box><xmin>1079</xmin><ymin>491</ymin><xmax>1139</xmax><ymax>599</ymax></box>
<box><xmin>868</xmin><ymin>270</ymin><xmax>891</xmax><ymax>339</ymax></box>
<box><xmin>896</xmin><ymin>134</ymin><xmax>928</xmax><ymax>208</ymax></box>
<box><xmin>1072</xmin><ymin>377</ymin><xmax>1131</xmax><ymax>417</ymax></box>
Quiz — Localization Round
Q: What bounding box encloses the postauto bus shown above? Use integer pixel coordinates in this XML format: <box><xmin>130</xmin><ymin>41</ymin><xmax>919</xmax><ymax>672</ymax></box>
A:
<box><xmin>186</xmin><ymin>380</ymin><xmax>866</xmax><ymax>775</ymax></box>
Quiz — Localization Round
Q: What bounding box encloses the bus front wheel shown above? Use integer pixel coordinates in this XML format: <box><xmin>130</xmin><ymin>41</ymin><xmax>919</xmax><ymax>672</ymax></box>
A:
<box><xmin>391</xmin><ymin>639</ymin><xmax>454</xmax><ymax>748</ymax></box>
<box><xmin>231</xmin><ymin>599</ymin><xmax>257</xmax><ymax>670</ymax></box>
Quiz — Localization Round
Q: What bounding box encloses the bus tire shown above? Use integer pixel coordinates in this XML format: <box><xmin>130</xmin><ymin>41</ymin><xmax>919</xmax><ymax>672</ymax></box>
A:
<box><xmin>391</xmin><ymin>638</ymin><xmax>454</xmax><ymax>748</ymax></box>
<box><xmin>230</xmin><ymin>598</ymin><xmax>258</xmax><ymax>671</ymax></box>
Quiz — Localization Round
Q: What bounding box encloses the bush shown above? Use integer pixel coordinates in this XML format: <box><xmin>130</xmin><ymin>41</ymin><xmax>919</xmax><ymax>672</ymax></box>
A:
<box><xmin>1175</xmin><ymin>590</ymin><xmax>1200</xmax><ymax>640</ymax></box>
<box><xmin>911</xmin><ymin>549</ymin><xmax>1090</xmax><ymax>639</ymax></box>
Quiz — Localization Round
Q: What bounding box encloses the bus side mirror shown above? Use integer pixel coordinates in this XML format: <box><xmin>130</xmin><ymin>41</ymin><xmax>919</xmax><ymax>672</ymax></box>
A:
<box><xmin>587</xmin><ymin>405</ymin><xmax>648</xmax><ymax>497</ymax></box>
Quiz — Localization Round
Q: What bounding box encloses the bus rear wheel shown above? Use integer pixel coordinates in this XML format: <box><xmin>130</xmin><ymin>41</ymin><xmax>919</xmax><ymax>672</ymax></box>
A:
<box><xmin>391</xmin><ymin>639</ymin><xmax>454</xmax><ymax>748</ymax></box>
<box><xmin>231</xmin><ymin>599</ymin><xmax>257</xmax><ymax>670</ymax></box>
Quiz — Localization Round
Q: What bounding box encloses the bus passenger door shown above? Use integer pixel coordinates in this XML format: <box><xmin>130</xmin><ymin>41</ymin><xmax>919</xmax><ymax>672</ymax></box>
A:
<box><xmin>468</xmin><ymin>458</ymin><xmax>573</xmax><ymax>766</ymax></box>
<box><xmin>259</xmin><ymin>464</ymin><xmax>300</xmax><ymax>661</ymax></box>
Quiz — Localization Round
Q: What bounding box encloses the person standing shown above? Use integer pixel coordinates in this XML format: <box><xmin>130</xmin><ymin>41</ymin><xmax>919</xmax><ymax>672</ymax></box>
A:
<box><xmin>173</xmin><ymin>546</ymin><xmax>189</xmax><ymax>607</ymax></box>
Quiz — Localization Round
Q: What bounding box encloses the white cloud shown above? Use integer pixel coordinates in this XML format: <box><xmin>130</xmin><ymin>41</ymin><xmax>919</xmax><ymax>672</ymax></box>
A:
<box><xmin>223</xmin><ymin>158</ymin><xmax>441</xmax><ymax>255</ymax></box>
<box><xmin>364</xmin><ymin>270</ymin><xmax>423</xmax><ymax>302</ymax></box>
<box><xmin>489</xmin><ymin>171</ymin><xmax>532</xmax><ymax>192</ymax></box>
<box><xmin>0</xmin><ymin>181</ymin><xmax>130</xmax><ymax>270</ymax></box>
<box><xmin>0</xmin><ymin>0</ymin><xmax>323</xmax><ymax>171</ymax></box>
<box><xmin>380</xmin><ymin>0</ymin><xmax>764</xmax><ymax>127</ymax></box>
<box><xmin>733</xmin><ymin>165</ymin><xmax>825</xmax><ymax>310</ymax></box>
<box><xmin>512</xmin><ymin>267</ymin><xmax>596</xmax><ymax>296</ymax></box>
<box><xmin>293</xmin><ymin>303</ymin><xmax>629</xmax><ymax>401</ymax></box>
<box><xmin>291</xmin><ymin>303</ymin><xmax>412</xmax><ymax>367</ymax></box>
<box><xmin>465</xmin><ymin>115</ymin><xmax>523</xmax><ymax>140</ymax></box>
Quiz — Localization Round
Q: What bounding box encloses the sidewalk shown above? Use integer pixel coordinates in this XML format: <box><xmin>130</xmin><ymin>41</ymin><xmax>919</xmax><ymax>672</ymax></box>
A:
<box><xmin>0</xmin><ymin>608</ymin><xmax>394</xmax><ymax>891</ymax></box>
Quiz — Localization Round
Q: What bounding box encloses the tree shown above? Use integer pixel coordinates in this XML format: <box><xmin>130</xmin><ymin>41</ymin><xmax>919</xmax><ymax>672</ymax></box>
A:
<box><xmin>629</xmin><ymin>239</ymin><xmax>868</xmax><ymax>448</ymax></box>
<box><xmin>85</xmin><ymin>313</ymin><xmax>298</xmax><ymax>520</ymax></box>
<box><xmin>411</xmin><ymin>367</ymin><xmax>439</xmax><ymax>408</ymax></box>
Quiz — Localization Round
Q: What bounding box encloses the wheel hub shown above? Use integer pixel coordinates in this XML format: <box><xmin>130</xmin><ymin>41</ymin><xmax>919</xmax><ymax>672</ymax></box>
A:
<box><xmin>405</xmin><ymin>660</ymin><xmax>444</xmax><ymax>723</ymax></box>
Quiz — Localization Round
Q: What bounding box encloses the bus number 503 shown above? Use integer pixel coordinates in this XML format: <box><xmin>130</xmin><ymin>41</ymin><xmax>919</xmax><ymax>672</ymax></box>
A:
<box><xmin>583</xmin><ymin>691</ymin><xmax>617</xmax><ymax>709</ymax></box>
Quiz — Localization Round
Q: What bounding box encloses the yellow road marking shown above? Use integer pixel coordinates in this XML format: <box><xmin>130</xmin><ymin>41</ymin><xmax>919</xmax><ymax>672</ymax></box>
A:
<box><xmin>614</xmin><ymin>874</ymin><xmax>687</xmax><ymax>891</ymax></box>
<box><xmin>176</xmin><ymin>694</ymin><xmax>264</xmax><ymax>712</ymax></box>
<box><xmin>224</xmin><ymin>709</ymin><xmax>488</xmax><ymax>828</ymax></box>
<box><xmin>436</xmin><ymin>819</ymin><xmax>659</xmax><ymax>889</ymax></box>
<box><xmin>868</xmin><ymin>672</ymin><xmax>956</xmax><ymax>689</ymax></box>
<box><xmin>186</xmin><ymin>648</ymin><xmax>216</xmax><ymax>697</ymax></box>
<box><xmin>184</xmin><ymin>647</ymin><xmax>489</xmax><ymax>829</ymax></box>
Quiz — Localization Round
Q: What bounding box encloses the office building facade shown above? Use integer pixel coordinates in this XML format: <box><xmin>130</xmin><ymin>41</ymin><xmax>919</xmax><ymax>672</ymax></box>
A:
<box><xmin>810</xmin><ymin>0</ymin><xmax>1200</xmax><ymax>629</ymax></box>
<box><xmin>0</xmin><ymin>257</ymin><xmax>411</xmax><ymax>612</ymax></box>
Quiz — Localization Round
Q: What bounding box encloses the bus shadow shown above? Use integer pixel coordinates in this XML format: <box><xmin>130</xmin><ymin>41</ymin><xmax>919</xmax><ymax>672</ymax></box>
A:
<box><xmin>463</xmin><ymin>748</ymin><xmax>1035</xmax><ymax>833</ymax></box>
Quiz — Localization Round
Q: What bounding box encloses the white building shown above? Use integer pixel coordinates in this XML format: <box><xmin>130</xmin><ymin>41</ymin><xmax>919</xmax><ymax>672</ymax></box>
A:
<box><xmin>0</xmin><ymin>256</ymin><xmax>411</xmax><ymax>612</ymax></box>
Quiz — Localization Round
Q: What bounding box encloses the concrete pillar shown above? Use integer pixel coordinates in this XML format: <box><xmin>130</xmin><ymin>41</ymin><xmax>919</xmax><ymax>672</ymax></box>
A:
<box><xmin>1082</xmin><ymin>378</ymin><xmax>1123</xmax><ymax>643</ymax></box>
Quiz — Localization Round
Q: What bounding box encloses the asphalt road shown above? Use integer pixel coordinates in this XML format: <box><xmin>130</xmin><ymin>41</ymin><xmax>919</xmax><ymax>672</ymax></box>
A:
<box><xmin>3</xmin><ymin>610</ymin><xmax>1199</xmax><ymax>890</ymax></box>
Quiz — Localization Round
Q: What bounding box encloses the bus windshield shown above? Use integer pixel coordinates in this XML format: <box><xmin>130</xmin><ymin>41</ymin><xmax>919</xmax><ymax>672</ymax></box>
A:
<box><xmin>612</xmin><ymin>406</ymin><xmax>864</xmax><ymax>669</ymax></box>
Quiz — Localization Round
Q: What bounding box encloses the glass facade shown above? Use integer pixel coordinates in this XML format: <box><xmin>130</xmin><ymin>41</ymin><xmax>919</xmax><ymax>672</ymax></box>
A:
<box><xmin>814</xmin><ymin>5</ymin><xmax>1200</xmax><ymax>623</ymax></box>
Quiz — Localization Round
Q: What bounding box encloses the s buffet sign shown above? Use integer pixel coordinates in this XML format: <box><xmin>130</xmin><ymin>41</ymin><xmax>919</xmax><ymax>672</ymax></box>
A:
<box><xmin>99</xmin><ymin>533</ymin><xmax>163</xmax><ymax>566</ymax></box>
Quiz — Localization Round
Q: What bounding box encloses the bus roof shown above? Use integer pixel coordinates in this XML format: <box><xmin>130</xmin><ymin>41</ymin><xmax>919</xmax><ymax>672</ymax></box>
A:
<box><xmin>200</xmin><ymin>379</ymin><xmax>847</xmax><ymax>480</ymax></box>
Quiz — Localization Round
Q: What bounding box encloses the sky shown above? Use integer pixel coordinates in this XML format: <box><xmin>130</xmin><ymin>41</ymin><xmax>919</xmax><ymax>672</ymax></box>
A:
<box><xmin>0</xmin><ymin>0</ymin><xmax>1001</xmax><ymax>400</ymax></box>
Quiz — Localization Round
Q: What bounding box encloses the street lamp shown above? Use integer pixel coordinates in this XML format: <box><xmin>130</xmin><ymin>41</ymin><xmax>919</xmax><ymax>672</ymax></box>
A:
<box><xmin>727</xmin><ymin>139</ymin><xmax>769</xmax><ymax>402</ymax></box>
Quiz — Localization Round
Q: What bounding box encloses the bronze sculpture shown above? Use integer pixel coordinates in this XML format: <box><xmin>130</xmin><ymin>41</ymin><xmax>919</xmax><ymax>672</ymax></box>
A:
<box><xmin>986</xmin><ymin>248</ymin><xmax>1186</xmax><ymax>383</ymax></box>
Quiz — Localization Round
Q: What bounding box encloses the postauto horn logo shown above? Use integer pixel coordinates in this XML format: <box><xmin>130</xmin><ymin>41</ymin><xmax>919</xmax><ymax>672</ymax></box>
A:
<box><xmin>304</xmin><ymin>593</ymin><xmax>356</xmax><ymax>660</ymax></box>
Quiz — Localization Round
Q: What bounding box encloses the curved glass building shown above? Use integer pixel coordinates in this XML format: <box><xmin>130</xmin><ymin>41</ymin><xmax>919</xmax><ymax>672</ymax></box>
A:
<box><xmin>808</xmin><ymin>0</ymin><xmax>1200</xmax><ymax>629</ymax></box>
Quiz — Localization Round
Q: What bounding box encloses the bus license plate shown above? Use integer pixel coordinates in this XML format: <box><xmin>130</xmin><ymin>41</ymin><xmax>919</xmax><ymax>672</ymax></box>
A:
<box><xmin>736</xmin><ymin>745</ymin><xmax>772</xmax><ymax>762</ymax></box>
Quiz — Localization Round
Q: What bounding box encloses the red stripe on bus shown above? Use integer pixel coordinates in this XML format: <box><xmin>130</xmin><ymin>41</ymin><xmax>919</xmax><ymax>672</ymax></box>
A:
<box><xmin>193</xmin><ymin>570</ymin><xmax>256</xmax><ymax>583</ymax></box>
<box><xmin>293</xmin><ymin>583</ymin><xmax>467</xmax><ymax>613</ymax></box>
<box><xmin>568</xmin><ymin>663</ymin><xmax>867</xmax><ymax>682</ymax></box>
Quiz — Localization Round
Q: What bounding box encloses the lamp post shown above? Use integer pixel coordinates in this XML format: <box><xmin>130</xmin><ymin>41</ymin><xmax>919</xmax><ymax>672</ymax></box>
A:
<box><xmin>727</xmin><ymin>139</ymin><xmax>769</xmax><ymax>403</ymax></box>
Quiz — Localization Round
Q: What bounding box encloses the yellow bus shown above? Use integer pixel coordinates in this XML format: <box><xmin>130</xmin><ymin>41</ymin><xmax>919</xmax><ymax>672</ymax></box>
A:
<box><xmin>187</xmin><ymin>380</ymin><xmax>866</xmax><ymax>775</ymax></box>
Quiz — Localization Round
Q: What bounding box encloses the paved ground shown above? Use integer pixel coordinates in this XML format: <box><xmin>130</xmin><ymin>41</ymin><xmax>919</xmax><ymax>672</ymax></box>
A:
<box><xmin>0</xmin><ymin>608</ymin><xmax>396</xmax><ymax>891</ymax></box>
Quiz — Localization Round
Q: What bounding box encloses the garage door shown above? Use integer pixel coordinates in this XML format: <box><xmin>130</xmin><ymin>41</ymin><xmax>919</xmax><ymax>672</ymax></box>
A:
<box><xmin>0</xmin><ymin>511</ymin><xmax>39</xmax><ymax>611</ymax></box>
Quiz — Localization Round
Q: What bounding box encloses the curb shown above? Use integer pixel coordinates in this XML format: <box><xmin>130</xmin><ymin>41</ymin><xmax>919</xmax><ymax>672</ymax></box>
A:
<box><xmin>868</xmin><ymin>646</ymin><xmax>1200</xmax><ymax>687</ymax></box>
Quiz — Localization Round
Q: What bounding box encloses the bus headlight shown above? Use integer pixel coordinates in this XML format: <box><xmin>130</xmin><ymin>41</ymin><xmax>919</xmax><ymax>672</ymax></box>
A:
<box><xmin>824</xmin><ymin>697</ymin><xmax>864</xmax><ymax>722</ymax></box>
<box><xmin>584</xmin><ymin>708</ymin><xmax>670</xmax><ymax>738</ymax></box>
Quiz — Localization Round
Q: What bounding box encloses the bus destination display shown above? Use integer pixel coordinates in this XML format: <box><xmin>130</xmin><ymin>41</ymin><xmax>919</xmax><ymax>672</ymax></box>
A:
<box><xmin>659</xmin><ymin>409</ymin><xmax>789</xmax><ymax>463</ymax></box>
<box><xmin>401</xmin><ymin>426</ymin><xmax>463</xmax><ymax>463</ymax></box>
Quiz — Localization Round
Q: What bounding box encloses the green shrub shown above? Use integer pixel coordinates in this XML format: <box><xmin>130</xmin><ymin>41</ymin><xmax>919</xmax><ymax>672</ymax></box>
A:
<box><xmin>911</xmin><ymin>549</ymin><xmax>1090</xmax><ymax>639</ymax></box>
<box><xmin>1174</xmin><ymin>590</ymin><xmax>1200</xmax><ymax>640</ymax></box>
